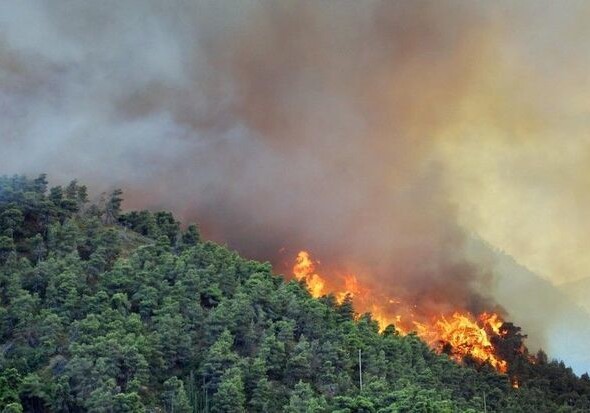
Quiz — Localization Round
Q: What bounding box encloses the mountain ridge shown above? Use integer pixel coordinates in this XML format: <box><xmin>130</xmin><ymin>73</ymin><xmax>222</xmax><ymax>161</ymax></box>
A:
<box><xmin>1</xmin><ymin>174</ymin><xmax>589</xmax><ymax>412</ymax></box>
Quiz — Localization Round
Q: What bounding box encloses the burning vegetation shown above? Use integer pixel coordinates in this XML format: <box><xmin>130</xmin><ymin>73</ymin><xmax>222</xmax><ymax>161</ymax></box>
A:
<box><xmin>2</xmin><ymin>175</ymin><xmax>590</xmax><ymax>411</ymax></box>
<box><xmin>292</xmin><ymin>250</ymin><xmax>525</xmax><ymax>375</ymax></box>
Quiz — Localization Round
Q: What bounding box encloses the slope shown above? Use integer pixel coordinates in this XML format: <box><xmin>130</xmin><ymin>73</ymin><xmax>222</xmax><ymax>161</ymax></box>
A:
<box><xmin>1</xmin><ymin>174</ymin><xmax>589</xmax><ymax>412</ymax></box>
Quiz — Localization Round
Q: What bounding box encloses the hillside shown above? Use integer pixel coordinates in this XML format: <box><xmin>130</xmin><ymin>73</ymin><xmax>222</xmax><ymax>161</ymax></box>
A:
<box><xmin>465</xmin><ymin>239</ymin><xmax>590</xmax><ymax>375</ymax></box>
<box><xmin>1</xmin><ymin>174</ymin><xmax>590</xmax><ymax>413</ymax></box>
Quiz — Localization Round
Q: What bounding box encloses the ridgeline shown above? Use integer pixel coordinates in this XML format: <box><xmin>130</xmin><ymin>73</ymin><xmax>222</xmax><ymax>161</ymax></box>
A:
<box><xmin>0</xmin><ymin>175</ymin><xmax>589</xmax><ymax>412</ymax></box>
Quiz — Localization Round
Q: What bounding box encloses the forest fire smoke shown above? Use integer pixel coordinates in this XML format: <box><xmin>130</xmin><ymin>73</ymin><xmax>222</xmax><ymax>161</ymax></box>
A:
<box><xmin>3</xmin><ymin>0</ymin><xmax>590</xmax><ymax>374</ymax></box>
<box><xmin>292</xmin><ymin>250</ymin><xmax>509</xmax><ymax>373</ymax></box>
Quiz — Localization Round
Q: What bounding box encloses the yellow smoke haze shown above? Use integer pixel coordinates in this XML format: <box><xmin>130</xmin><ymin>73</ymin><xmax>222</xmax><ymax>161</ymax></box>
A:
<box><xmin>434</xmin><ymin>3</ymin><xmax>590</xmax><ymax>292</ymax></box>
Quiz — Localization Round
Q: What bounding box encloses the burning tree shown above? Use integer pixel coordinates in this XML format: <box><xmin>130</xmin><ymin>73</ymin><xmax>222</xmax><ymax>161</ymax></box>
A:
<box><xmin>290</xmin><ymin>250</ymin><xmax>535</xmax><ymax>378</ymax></box>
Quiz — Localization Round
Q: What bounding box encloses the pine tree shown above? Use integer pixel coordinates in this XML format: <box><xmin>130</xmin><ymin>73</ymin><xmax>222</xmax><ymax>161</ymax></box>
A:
<box><xmin>104</xmin><ymin>189</ymin><xmax>123</xmax><ymax>224</ymax></box>
<box><xmin>284</xmin><ymin>381</ymin><xmax>326</xmax><ymax>413</ymax></box>
<box><xmin>202</xmin><ymin>330</ymin><xmax>239</xmax><ymax>393</ymax></box>
<box><xmin>182</xmin><ymin>224</ymin><xmax>201</xmax><ymax>246</ymax></box>
<box><xmin>161</xmin><ymin>377</ymin><xmax>191</xmax><ymax>413</ymax></box>
<box><xmin>211</xmin><ymin>367</ymin><xmax>246</xmax><ymax>413</ymax></box>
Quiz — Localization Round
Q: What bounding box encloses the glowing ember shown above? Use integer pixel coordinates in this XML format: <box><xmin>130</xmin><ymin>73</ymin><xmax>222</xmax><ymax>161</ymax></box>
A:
<box><xmin>291</xmin><ymin>250</ymin><xmax>509</xmax><ymax>373</ymax></box>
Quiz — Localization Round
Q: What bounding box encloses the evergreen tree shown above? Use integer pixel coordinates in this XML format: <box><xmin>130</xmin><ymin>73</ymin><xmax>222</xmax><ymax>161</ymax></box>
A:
<box><xmin>0</xmin><ymin>175</ymin><xmax>588</xmax><ymax>412</ymax></box>
<box><xmin>105</xmin><ymin>189</ymin><xmax>123</xmax><ymax>224</ymax></box>
<box><xmin>161</xmin><ymin>377</ymin><xmax>191</xmax><ymax>413</ymax></box>
<box><xmin>211</xmin><ymin>367</ymin><xmax>246</xmax><ymax>413</ymax></box>
<box><xmin>284</xmin><ymin>381</ymin><xmax>327</xmax><ymax>413</ymax></box>
<box><xmin>182</xmin><ymin>224</ymin><xmax>201</xmax><ymax>246</ymax></box>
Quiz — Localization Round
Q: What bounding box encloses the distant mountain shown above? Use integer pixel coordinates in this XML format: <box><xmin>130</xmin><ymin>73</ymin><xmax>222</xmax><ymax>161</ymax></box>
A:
<box><xmin>559</xmin><ymin>277</ymin><xmax>590</xmax><ymax>312</ymax></box>
<box><xmin>466</xmin><ymin>238</ymin><xmax>590</xmax><ymax>376</ymax></box>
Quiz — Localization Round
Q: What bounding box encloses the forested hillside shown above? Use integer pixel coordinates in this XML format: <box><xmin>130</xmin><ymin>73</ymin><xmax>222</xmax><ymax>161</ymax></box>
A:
<box><xmin>1</xmin><ymin>175</ymin><xmax>589</xmax><ymax>412</ymax></box>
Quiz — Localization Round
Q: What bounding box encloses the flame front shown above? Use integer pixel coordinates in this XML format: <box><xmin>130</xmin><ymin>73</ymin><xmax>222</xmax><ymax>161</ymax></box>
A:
<box><xmin>292</xmin><ymin>250</ymin><xmax>509</xmax><ymax>373</ymax></box>
<box><xmin>428</xmin><ymin>313</ymin><xmax>508</xmax><ymax>373</ymax></box>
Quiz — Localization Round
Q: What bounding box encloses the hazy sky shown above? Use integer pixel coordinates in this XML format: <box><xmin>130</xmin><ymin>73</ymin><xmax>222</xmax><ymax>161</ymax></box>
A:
<box><xmin>1</xmin><ymin>0</ymin><xmax>589</xmax><ymax>371</ymax></box>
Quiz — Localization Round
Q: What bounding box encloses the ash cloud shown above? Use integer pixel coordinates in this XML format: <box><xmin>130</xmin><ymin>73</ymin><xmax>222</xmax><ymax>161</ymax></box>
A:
<box><xmin>2</xmin><ymin>0</ymin><xmax>590</xmax><ymax>372</ymax></box>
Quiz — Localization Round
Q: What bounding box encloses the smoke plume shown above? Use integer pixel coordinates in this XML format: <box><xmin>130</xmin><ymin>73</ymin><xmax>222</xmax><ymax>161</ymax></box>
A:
<box><xmin>1</xmin><ymin>1</ymin><xmax>590</xmax><ymax>372</ymax></box>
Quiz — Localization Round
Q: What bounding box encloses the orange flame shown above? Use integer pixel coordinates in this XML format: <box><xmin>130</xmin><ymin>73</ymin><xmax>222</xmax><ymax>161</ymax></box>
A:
<box><xmin>292</xmin><ymin>250</ymin><xmax>509</xmax><ymax>373</ymax></box>
<box><xmin>293</xmin><ymin>251</ymin><xmax>325</xmax><ymax>298</ymax></box>
<box><xmin>480</xmin><ymin>312</ymin><xmax>503</xmax><ymax>335</ymax></box>
<box><xmin>427</xmin><ymin>312</ymin><xmax>508</xmax><ymax>373</ymax></box>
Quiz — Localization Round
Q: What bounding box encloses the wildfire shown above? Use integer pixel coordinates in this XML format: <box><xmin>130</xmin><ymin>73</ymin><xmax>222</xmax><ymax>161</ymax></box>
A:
<box><xmin>480</xmin><ymin>312</ymin><xmax>503</xmax><ymax>335</ymax></box>
<box><xmin>428</xmin><ymin>313</ymin><xmax>508</xmax><ymax>373</ymax></box>
<box><xmin>293</xmin><ymin>251</ymin><xmax>325</xmax><ymax>298</ymax></box>
<box><xmin>291</xmin><ymin>250</ymin><xmax>509</xmax><ymax>373</ymax></box>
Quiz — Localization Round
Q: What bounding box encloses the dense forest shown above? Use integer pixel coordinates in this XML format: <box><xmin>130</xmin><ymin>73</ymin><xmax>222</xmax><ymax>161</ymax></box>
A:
<box><xmin>1</xmin><ymin>174</ymin><xmax>589</xmax><ymax>412</ymax></box>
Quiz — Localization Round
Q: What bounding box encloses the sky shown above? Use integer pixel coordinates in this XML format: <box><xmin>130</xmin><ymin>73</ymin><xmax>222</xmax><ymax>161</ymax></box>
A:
<box><xmin>1</xmin><ymin>0</ymin><xmax>589</xmax><ymax>372</ymax></box>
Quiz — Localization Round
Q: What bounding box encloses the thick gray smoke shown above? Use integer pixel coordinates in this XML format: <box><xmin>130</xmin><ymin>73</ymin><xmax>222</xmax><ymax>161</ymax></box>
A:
<box><xmin>1</xmin><ymin>0</ymin><xmax>590</xmax><ymax>373</ymax></box>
